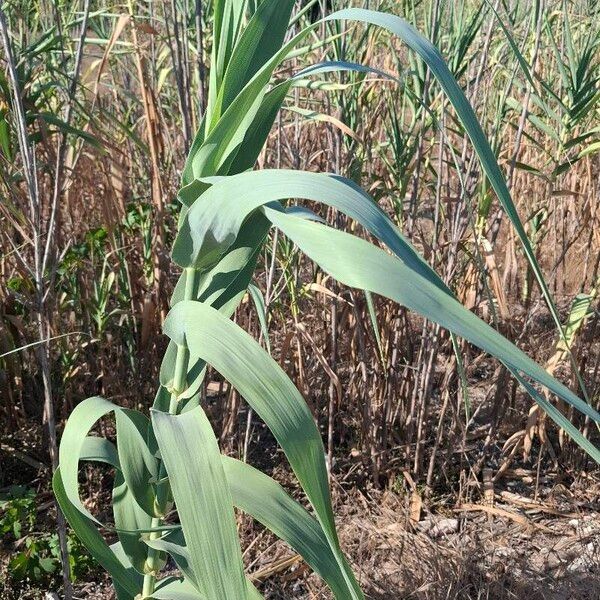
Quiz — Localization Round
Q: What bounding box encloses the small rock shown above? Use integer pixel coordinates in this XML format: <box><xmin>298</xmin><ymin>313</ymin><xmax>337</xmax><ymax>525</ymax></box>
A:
<box><xmin>567</xmin><ymin>555</ymin><xmax>592</xmax><ymax>573</ymax></box>
<box><xmin>429</xmin><ymin>519</ymin><xmax>458</xmax><ymax>538</ymax></box>
<box><xmin>495</xmin><ymin>547</ymin><xmax>514</xmax><ymax>558</ymax></box>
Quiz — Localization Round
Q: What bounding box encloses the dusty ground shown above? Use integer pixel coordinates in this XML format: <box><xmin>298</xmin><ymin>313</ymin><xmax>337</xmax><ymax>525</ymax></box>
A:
<box><xmin>252</xmin><ymin>468</ymin><xmax>600</xmax><ymax>600</ymax></box>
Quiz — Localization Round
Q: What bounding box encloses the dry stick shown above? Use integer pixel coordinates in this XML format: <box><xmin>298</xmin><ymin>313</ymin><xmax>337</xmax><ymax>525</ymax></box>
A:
<box><xmin>426</xmin><ymin>386</ymin><xmax>451</xmax><ymax>489</ymax></box>
<box><xmin>242</xmin><ymin>395</ymin><xmax>253</xmax><ymax>463</ymax></box>
<box><xmin>195</xmin><ymin>0</ymin><xmax>206</xmax><ymax>117</ymax></box>
<box><xmin>423</xmin><ymin>109</ymin><xmax>449</xmax><ymax>486</ymax></box>
<box><xmin>165</xmin><ymin>0</ymin><xmax>192</xmax><ymax>152</ymax></box>
<box><xmin>406</xmin><ymin>0</ymin><xmax>440</xmax><ymax>238</ymax></box>
<box><xmin>42</xmin><ymin>0</ymin><xmax>91</xmax><ymax>280</ymax></box>
<box><xmin>349</xmin><ymin>290</ymin><xmax>378</xmax><ymax>482</ymax></box>
<box><xmin>183</xmin><ymin>0</ymin><xmax>194</xmax><ymax>138</ymax></box>
<box><xmin>327</xmin><ymin>296</ymin><xmax>338</xmax><ymax>479</ymax></box>
<box><xmin>382</xmin><ymin>312</ymin><xmax>402</xmax><ymax>469</ymax></box>
<box><xmin>412</xmin><ymin>324</ymin><xmax>440</xmax><ymax>476</ymax></box>
<box><xmin>404</xmin><ymin>0</ymin><xmax>442</xmax><ymax>478</ymax></box>
<box><xmin>0</xmin><ymin>9</ymin><xmax>73</xmax><ymax>598</ymax></box>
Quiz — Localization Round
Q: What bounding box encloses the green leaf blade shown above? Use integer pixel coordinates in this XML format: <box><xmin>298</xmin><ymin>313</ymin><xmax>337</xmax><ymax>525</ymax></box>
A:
<box><xmin>151</xmin><ymin>407</ymin><xmax>248</xmax><ymax>600</ymax></box>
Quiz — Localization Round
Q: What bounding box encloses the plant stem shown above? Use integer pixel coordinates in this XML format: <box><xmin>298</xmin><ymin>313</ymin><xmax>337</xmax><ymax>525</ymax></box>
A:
<box><xmin>142</xmin><ymin>267</ymin><xmax>196</xmax><ymax>598</ymax></box>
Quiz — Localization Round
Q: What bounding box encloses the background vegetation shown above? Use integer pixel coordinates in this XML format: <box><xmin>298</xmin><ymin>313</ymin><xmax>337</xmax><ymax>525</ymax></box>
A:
<box><xmin>1</xmin><ymin>0</ymin><xmax>599</xmax><ymax>598</ymax></box>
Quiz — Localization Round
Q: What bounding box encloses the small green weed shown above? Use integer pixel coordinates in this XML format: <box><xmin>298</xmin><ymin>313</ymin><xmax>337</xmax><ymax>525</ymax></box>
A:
<box><xmin>1</xmin><ymin>486</ymin><xmax>94</xmax><ymax>585</ymax></box>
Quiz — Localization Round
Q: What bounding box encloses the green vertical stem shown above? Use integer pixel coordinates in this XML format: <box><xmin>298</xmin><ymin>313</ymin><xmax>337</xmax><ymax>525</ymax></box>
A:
<box><xmin>142</xmin><ymin>268</ymin><xmax>197</xmax><ymax>598</ymax></box>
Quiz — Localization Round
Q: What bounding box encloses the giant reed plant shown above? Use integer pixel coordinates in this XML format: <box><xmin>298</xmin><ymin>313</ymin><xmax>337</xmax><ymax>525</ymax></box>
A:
<box><xmin>54</xmin><ymin>4</ymin><xmax>600</xmax><ymax>599</ymax></box>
